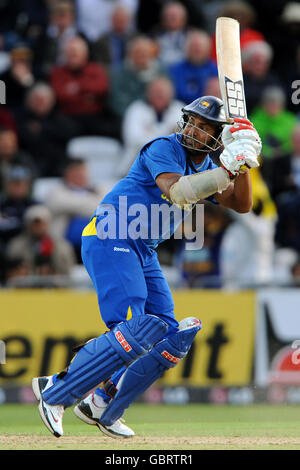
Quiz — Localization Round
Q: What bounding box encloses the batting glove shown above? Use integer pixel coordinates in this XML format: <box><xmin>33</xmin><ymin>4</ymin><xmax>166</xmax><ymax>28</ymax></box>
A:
<box><xmin>222</xmin><ymin>118</ymin><xmax>262</xmax><ymax>157</ymax></box>
<box><xmin>219</xmin><ymin>140</ymin><xmax>260</xmax><ymax>177</ymax></box>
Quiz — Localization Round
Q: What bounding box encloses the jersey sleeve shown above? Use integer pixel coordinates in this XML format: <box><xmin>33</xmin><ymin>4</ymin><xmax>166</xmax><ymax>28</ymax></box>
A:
<box><xmin>141</xmin><ymin>138</ymin><xmax>185</xmax><ymax>181</ymax></box>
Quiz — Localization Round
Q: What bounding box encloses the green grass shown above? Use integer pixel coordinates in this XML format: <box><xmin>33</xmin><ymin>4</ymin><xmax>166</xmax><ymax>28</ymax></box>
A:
<box><xmin>1</xmin><ymin>404</ymin><xmax>300</xmax><ymax>450</ymax></box>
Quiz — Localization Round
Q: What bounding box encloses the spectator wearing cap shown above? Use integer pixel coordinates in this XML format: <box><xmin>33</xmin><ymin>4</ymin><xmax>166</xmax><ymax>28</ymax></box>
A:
<box><xmin>51</xmin><ymin>36</ymin><xmax>120</xmax><ymax>139</ymax></box>
<box><xmin>17</xmin><ymin>82</ymin><xmax>80</xmax><ymax>177</ymax></box>
<box><xmin>0</xmin><ymin>43</ymin><xmax>35</xmax><ymax>115</ymax></box>
<box><xmin>46</xmin><ymin>158</ymin><xmax>106</xmax><ymax>261</ymax></box>
<box><xmin>250</xmin><ymin>86</ymin><xmax>298</xmax><ymax>160</ymax></box>
<box><xmin>6</xmin><ymin>204</ymin><xmax>76</xmax><ymax>276</ymax></box>
<box><xmin>168</xmin><ymin>30</ymin><xmax>218</xmax><ymax>104</ymax></box>
<box><xmin>0</xmin><ymin>127</ymin><xmax>35</xmax><ymax>194</ymax></box>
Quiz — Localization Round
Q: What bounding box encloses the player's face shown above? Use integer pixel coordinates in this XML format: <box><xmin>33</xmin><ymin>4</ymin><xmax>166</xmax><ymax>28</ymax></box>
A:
<box><xmin>182</xmin><ymin>115</ymin><xmax>220</xmax><ymax>152</ymax></box>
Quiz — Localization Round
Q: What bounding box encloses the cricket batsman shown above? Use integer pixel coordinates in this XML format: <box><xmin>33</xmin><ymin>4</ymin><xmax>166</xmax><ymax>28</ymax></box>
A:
<box><xmin>32</xmin><ymin>96</ymin><xmax>261</xmax><ymax>438</ymax></box>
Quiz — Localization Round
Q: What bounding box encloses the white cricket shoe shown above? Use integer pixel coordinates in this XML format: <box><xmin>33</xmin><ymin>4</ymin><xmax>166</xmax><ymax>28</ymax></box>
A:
<box><xmin>74</xmin><ymin>392</ymin><xmax>135</xmax><ymax>439</ymax></box>
<box><xmin>32</xmin><ymin>376</ymin><xmax>64</xmax><ymax>438</ymax></box>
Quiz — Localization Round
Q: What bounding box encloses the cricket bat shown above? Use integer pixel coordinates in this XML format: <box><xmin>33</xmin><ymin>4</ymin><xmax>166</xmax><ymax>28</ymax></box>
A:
<box><xmin>216</xmin><ymin>17</ymin><xmax>247</xmax><ymax>123</ymax></box>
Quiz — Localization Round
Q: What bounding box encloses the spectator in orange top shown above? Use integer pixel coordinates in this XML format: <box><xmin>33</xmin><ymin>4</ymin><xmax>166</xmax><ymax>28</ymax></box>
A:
<box><xmin>50</xmin><ymin>36</ymin><xmax>121</xmax><ymax>139</ymax></box>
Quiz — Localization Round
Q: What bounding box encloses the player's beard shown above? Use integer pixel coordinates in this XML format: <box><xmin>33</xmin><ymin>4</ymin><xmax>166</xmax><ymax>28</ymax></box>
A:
<box><xmin>181</xmin><ymin>130</ymin><xmax>221</xmax><ymax>155</ymax></box>
<box><xmin>177</xmin><ymin>120</ymin><xmax>223</xmax><ymax>154</ymax></box>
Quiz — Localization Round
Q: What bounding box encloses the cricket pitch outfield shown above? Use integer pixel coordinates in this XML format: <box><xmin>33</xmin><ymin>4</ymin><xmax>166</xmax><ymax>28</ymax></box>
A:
<box><xmin>1</xmin><ymin>403</ymin><xmax>300</xmax><ymax>450</ymax></box>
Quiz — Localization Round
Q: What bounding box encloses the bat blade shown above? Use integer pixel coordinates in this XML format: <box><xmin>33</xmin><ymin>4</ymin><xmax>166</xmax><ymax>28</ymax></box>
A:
<box><xmin>216</xmin><ymin>16</ymin><xmax>247</xmax><ymax>122</ymax></box>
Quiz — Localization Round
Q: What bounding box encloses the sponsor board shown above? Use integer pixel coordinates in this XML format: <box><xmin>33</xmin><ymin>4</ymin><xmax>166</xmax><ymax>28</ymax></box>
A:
<box><xmin>256</xmin><ymin>289</ymin><xmax>300</xmax><ymax>386</ymax></box>
<box><xmin>0</xmin><ymin>289</ymin><xmax>255</xmax><ymax>387</ymax></box>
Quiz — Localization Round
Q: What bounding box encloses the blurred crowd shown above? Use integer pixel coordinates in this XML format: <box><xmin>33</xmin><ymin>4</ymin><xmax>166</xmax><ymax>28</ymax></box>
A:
<box><xmin>0</xmin><ymin>0</ymin><xmax>300</xmax><ymax>289</ymax></box>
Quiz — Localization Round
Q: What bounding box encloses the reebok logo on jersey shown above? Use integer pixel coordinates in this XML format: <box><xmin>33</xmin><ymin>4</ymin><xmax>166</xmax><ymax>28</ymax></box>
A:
<box><xmin>115</xmin><ymin>331</ymin><xmax>132</xmax><ymax>352</ymax></box>
<box><xmin>161</xmin><ymin>350</ymin><xmax>181</xmax><ymax>364</ymax></box>
<box><xmin>114</xmin><ymin>247</ymin><xmax>130</xmax><ymax>253</ymax></box>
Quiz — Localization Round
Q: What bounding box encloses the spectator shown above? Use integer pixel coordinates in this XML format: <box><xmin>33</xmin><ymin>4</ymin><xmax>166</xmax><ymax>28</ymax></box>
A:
<box><xmin>168</xmin><ymin>30</ymin><xmax>218</xmax><ymax>104</ymax></box>
<box><xmin>90</xmin><ymin>4</ymin><xmax>136</xmax><ymax>70</ymax></box>
<box><xmin>268</xmin><ymin>124</ymin><xmax>300</xmax><ymax>202</ymax></box>
<box><xmin>271</xmin><ymin>2</ymin><xmax>300</xmax><ymax>86</ymax></box>
<box><xmin>109</xmin><ymin>36</ymin><xmax>167</xmax><ymax>118</ymax></box>
<box><xmin>242</xmin><ymin>40</ymin><xmax>281</xmax><ymax>115</ymax></box>
<box><xmin>2</xmin><ymin>255</ymin><xmax>30</xmax><ymax>286</ymax></box>
<box><xmin>0</xmin><ymin>127</ymin><xmax>35</xmax><ymax>193</ymax></box>
<box><xmin>178</xmin><ymin>203</ymin><xmax>231</xmax><ymax>288</ymax></box>
<box><xmin>32</xmin><ymin>0</ymin><xmax>77</xmax><ymax>76</ymax></box>
<box><xmin>17</xmin><ymin>82</ymin><xmax>80</xmax><ymax>177</ymax></box>
<box><xmin>153</xmin><ymin>2</ymin><xmax>189</xmax><ymax>67</ymax></box>
<box><xmin>275</xmin><ymin>191</ymin><xmax>300</xmax><ymax>254</ymax></box>
<box><xmin>136</xmin><ymin>0</ymin><xmax>205</xmax><ymax>35</ymax></box>
<box><xmin>251</xmin><ymin>86</ymin><xmax>298</xmax><ymax>160</ymax></box>
<box><xmin>0</xmin><ymin>165</ymin><xmax>36</xmax><ymax>245</ymax></box>
<box><xmin>119</xmin><ymin>76</ymin><xmax>184</xmax><ymax>176</ymax></box>
<box><xmin>0</xmin><ymin>106</ymin><xmax>17</xmax><ymax>132</ymax></box>
<box><xmin>76</xmin><ymin>0</ymin><xmax>138</xmax><ymax>43</ymax></box>
<box><xmin>210</xmin><ymin>0</ymin><xmax>265</xmax><ymax>61</ymax></box>
<box><xmin>221</xmin><ymin>167</ymin><xmax>277</xmax><ymax>288</ymax></box>
<box><xmin>51</xmin><ymin>36</ymin><xmax>120</xmax><ymax>139</ymax></box>
<box><xmin>0</xmin><ymin>43</ymin><xmax>35</xmax><ymax>115</ymax></box>
<box><xmin>0</xmin><ymin>165</ymin><xmax>37</xmax><ymax>282</ymax></box>
<box><xmin>46</xmin><ymin>158</ymin><xmax>105</xmax><ymax>261</ymax></box>
<box><xmin>6</xmin><ymin>204</ymin><xmax>76</xmax><ymax>276</ymax></box>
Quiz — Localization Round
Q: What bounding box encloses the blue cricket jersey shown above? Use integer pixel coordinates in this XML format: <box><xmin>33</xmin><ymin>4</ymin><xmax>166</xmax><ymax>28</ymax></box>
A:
<box><xmin>94</xmin><ymin>133</ymin><xmax>217</xmax><ymax>251</ymax></box>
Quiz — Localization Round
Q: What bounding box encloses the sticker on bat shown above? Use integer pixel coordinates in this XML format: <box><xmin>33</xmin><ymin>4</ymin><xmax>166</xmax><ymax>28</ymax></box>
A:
<box><xmin>225</xmin><ymin>77</ymin><xmax>246</xmax><ymax>118</ymax></box>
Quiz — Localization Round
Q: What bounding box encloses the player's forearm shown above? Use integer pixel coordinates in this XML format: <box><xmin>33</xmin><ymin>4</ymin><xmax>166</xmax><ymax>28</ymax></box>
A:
<box><xmin>230</xmin><ymin>170</ymin><xmax>253</xmax><ymax>213</ymax></box>
<box><xmin>168</xmin><ymin>168</ymin><xmax>230</xmax><ymax>208</ymax></box>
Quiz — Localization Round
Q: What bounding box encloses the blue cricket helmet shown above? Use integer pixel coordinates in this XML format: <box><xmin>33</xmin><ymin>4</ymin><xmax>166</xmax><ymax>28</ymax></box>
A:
<box><xmin>182</xmin><ymin>96</ymin><xmax>227</xmax><ymax>125</ymax></box>
<box><xmin>177</xmin><ymin>96</ymin><xmax>227</xmax><ymax>153</ymax></box>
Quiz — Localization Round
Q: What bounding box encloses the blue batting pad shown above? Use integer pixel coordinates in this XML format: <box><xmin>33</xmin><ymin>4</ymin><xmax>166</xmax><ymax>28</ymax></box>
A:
<box><xmin>100</xmin><ymin>318</ymin><xmax>202</xmax><ymax>425</ymax></box>
<box><xmin>42</xmin><ymin>315</ymin><xmax>168</xmax><ymax>407</ymax></box>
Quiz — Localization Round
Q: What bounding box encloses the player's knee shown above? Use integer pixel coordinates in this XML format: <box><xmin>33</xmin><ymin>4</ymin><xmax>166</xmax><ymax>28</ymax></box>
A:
<box><xmin>152</xmin><ymin>317</ymin><xmax>202</xmax><ymax>369</ymax></box>
<box><xmin>106</xmin><ymin>314</ymin><xmax>168</xmax><ymax>362</ymax></box>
